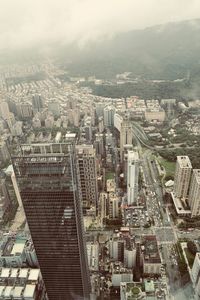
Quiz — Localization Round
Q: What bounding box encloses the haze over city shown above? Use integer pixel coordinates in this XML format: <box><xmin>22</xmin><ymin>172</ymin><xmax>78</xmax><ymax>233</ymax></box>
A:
<box><xmin>0</xmin><ymin>1</ymin><xmax>200</xmax><ymax>300</ymax></box>
<box><xmin>0</xmin><ymin>0</ymin><xmax>200</xmax><ymax>50</ymax></box>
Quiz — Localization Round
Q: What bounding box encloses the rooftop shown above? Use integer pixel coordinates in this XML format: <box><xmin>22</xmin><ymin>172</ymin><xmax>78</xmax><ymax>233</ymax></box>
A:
<box><xmin>28</xmin><ymin>269</ymin><xmax>40</xmax><ymax>281</ymax></box>
<box><xmin>171</xmin><ymin>192</ymin><xmax>191</xmax><ymax>215</ymax></box>
<box><xmin>142</xmin><ymin>236</ymin><xmax>161</xmax><ymax>264</ymax></box>
<box><xmin>144</xmin><ymin>280</ymin><xmax>155</xmax><ymax>293</ymax></box>
<box><xmin>10</xmin><ymin>240</ymin><xmax>26</xmax><ymax>256</ymax></box>
<box><xmin>177</xmin><ymin>156</ymin><xmax>192</xmax><ymax>169</ymax></box>
<box><xmin>23</xmin><ymin>284</ymin><xmax>36</xmax><ymax>298</ymax></box>
<box><xmin>13</xmin><ymin>286</ymin><xmax>23</xmax><ymax>298</ymax></box>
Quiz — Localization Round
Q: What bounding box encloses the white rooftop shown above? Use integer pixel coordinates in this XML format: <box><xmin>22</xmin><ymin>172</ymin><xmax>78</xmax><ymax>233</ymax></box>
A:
<box><xmin>13</xmin><ymin>286</ymin><xmax>23</xmax><ymax>298</ymax></box>
<box><xmin>19</xmin><ymin>268</ymin><xmax>29</xmax><ymax>278</ymax></box>
<box><xmin>4</xmin><ymin>286</ymin><xmax>12</xmax><ymax>297</ymax></box>
<box><xmin>1</xmin><ymin>268</ymin><xmax>10</xmax><ymax>277</ymax></box>
<box><xmin>65</xmin><ymin>133</ymin><xmax>76</xmax><ymax>138</ymax></box>
<box><xmin>23</xmin><ymin>284</ymin><xmax>36</xmax><ymax>298</ymax></box>
<box><xmin>10</xmin><ymin>268</ymin><xmax>18</xmax><ymax>278</ymax></box>
<box><xmin>128</xmin><ymin>150</ymin><xmax>139</xmax><ymax>161</ymax></box>
<box><xmin>28</xmin><ymin>269</ymin><xmax>40</xmax><ymax>281</ymax></box>
<box><xmin>0</xmin><ymin>286</ymin><xmax>5</xmax><ymax>297</ymax></box>
<box><xmin>177</xmin><ymin>156</ymin><xmax>192</xmax><ymax>169</ymax></box>
<box><xmin>11</xmin><ymin>241</ymin><xmax>26</xmax><ymax>255</ymax></box>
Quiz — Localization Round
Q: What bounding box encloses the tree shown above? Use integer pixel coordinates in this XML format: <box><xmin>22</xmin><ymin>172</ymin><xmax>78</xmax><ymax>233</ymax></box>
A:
<box><xmin>187</xmin><ymin>241</ymin><xmax>197</xmax><ymax>255</ymax></box>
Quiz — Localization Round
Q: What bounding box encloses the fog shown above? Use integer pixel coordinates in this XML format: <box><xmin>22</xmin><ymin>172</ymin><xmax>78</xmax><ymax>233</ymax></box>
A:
<box><xmin>1</xmin><ymin>0</ymin><xmax>200</xmax><ymax>51</ymax></box>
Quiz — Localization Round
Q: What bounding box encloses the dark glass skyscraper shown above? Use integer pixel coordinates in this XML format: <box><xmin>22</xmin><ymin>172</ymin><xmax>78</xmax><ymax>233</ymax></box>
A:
<box><xmin>12</xmin><ymin>143</ymin><xmax>91</xmax><ymax>300</ymax></box>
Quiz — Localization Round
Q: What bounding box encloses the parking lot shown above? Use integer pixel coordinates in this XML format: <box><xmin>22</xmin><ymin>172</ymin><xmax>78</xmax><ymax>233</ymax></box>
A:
<box><xmin>123</xmin><ymin>207</ymin><xmax>150</xmax><ymax>228</ymax></box>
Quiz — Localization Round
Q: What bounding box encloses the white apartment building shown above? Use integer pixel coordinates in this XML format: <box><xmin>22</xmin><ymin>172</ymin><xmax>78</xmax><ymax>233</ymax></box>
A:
<box><xmin>103</xmin><ymin>105</ymin><xmax>116</xmax><ymax>127</ymax></box>
<box><xmin>174</xmin><ymin>156</ymin><xmax>192</xmax><ymax>200</ymax></box>
<box><xmin>192</xmin><ymin>253</ymin><xmax>200</xmax><ymax>299</ymax></box>
<box><xmin>127</xmin><ymin>151</ymin><xmax>139</xmax><ymax>205</ymax></box>
<box><xmin>188</xmin><ymin>169</ymin><xmax>200</xmax><ymax>217</ymax></box>
<box><xmin>120</xmin><ymin>117</ymin><xmax>133</xmax><ymax>161</ymax></box>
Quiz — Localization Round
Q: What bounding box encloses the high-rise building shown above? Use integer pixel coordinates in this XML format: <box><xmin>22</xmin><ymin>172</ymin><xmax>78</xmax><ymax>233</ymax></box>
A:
<box><xmin>32</xmin><ymin>94</ymin><xmax>44</xmax><ymax>113</ymax></box>
<box><xmin>94</xmin><ymin>133</ymin><xmax>104</xmax><ymax>157</ymax></box>
<box><xmin>12</xmin><ymin>143</ymin><xmax>91</xmax><ymax>300</ymax></box>
<box><xmin>95</xmin><ymin>102</ymin><xmax>105</xmax><ymax>118</ymax></box>
<box><xmin>109</xmin><ymin>193</ymin><xmax>119</xmax><ymax>219</ymax></box>
<box><xmin>127</xmin><ymin>151</ymin><xmax>139</xmax><ymax>205</ymax></box>
<box><xmin>174</xmin><ymin>156</ymin><xmax>192</xmax><ymax>200</ymax></box>
<box><xmin>76</xmin><ymin>144</ymin><xmax>98</xmax><ymax>212</ymax></box>
<box><xmin>84</xmin><ymin>116</ymin><xmax>93</xmax><ymax>142</ymax></box>
<box><xmin>0</xmin><ymin>101</ymin><xmax>13</xmax><ymax>129</ymax></box>
<box><xmin>103</xmin><ymin>105</ymin><xmax>116</xmax><ymax>127</ymax></box>
<box><xmin>0</xmin><ymin>176</ymin><xmax>11</xmax><ymax>224</ymax></box>
<box><xmin>48</xmin><ymin>101</ymin><xmax>60</xmax><ymax>117</ymax></box>
<box><xmin>98</xmin><ymin>116</ymin><xmax>104</xmax><ymax>133</ymax></box>
<box><xmin>192</xmin><ymin>253</ymin><xmax>200</xmax><ymax>299</ymax></box>
<box><xmin>98</xmin><ymin>192</ymin><xmax>108</xmax><ymax>226</ymax></box>
<box><xmin>0</xmin><ymin>140</ymin><xmax>10</xmax><ymax>164</ymax></box>
<box><xmin>16</xmin><ymin>102</ymin><xmax>33</xmax><ymax>120</ymax></box>
<box><xmin>188</xmin><ymin>169</ymin><xmax>200</xmax><ymax>217</ymax></box>
<box><xmin>120</xmin><ymin>116</ymin><xmax>133</xmax><ymax>161</ymax></box>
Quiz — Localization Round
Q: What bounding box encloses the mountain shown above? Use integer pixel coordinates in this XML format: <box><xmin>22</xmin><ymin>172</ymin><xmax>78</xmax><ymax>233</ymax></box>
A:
<box><xmin>63</xmin><ymin>19</ymin><xmax>200</xmax><ymax>81</ymax></box>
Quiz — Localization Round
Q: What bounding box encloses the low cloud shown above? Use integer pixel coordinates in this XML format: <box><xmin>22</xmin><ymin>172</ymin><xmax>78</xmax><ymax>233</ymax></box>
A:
<box><xmin>0</xmin><ymin>0</ymin><xmax>200</xmax><ymax>51</ymax></box>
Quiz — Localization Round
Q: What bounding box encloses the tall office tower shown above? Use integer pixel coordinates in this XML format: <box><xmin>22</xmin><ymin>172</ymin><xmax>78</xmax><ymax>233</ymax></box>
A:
<box><xmin>0</xmin><ymin>101</ymin><xmax>13</xmax><ymax>129</ymax></box>
<box><xmin>84</xmin><ymin>116</ymin><xmax>93</xmax><ymax>142</ymax></box>
<box><xmin>16</xmin><ymin>102</ymin><xmax>33</xmax><ymax>120</ymax></box>
<box><xmin>127</xmin><ymin>151</ymin><xmax>139</xmax><ymax>205</ymax></box>
<box><xmin>0</xmin><ymin>176</ymin><xmax>11</xmax><ymax>224</ymax></box>
<box><xmin>192</xmin><ymin>253</ymin><xmax>200</xmax><ymax>298</ymax></box>
<box><xmin>103</xmin><ymin>105</ymin><xmax>116</xmax><ymax>127</ymax></box>
<box><xmin>120</xmin><ymin>116</ymin><xmax>133</xmax><ymax>161</ymax></box>
<box><xmin>174</xmin><ymin>156</ymin><xmax>192</xmax><ymax>200</ymax></box>
<box><xmin>95</xmin><ymin>102</ymin><xmax>105</xmax><ymax>118</ymax></box>
<box><xmin>32</xmin><ymin>94</ymin><xmax>43</xmax><ymax>113</ymax></box>
<box><xmin>76</xmin><ymin>145</ymin><xmax>98</xmax><ymax>213</ymax></box>
<box><xmin>12</xmin><ymin>143</ymin><xmax>91</xmax><ymax>300</ymax></box>
<box><xmin>109</xmin><ymin>193</ymin><xmax>119</xmax><ymax>219</ymax></box>
<box><xmin>98</xmin><ymin>116</ymin><xmax>104</xmax><ymax>133</ymax></box>
<box><xmin>94</xmin><ymin>133</ymin><xmax>104</xmax><ymax>157</ymax></box>
<box><xmin>98</xmin><ymin>192</ymin><xmax>108</xmax><ymax>227</ymax></box>
<box><xmin>188</xmin><ymin>169</ymin><xmax>200</xmax><ymax>217</ymax></box>
<box><xmin>48</xmin><ymin>101</ymin><xmax>60</xmax><ymax>117</ymax></box>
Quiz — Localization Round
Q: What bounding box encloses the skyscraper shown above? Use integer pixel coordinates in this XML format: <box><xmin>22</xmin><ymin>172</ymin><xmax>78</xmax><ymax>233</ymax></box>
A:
<box><xmin>188</xmin><ymin>169</ymin><xmax>200</xmax><ymax>217</ymax></box>
<box><xmin>12</xmin><ymin>143</ymin><xmax>90</xmax><ymax>300</ymax></box>
<box><xmin>127</xmin><ymin>151</ymin><xmax>139</xmax><ymax>205</ymax></box>
<box><xmin>76</xmin><ymin>144</ymin><xmax>98</xmax><ymax>213</ymax></box>
<box><xmin>32</xmin><ymin>94</ymin><xmax>44</xmax><ymax>113</ymax></box>
<box><xmin>120</xmin><ymin>116</ymin><xmax>133</xmax><ymax>161</ymax></box>
<box><xmin>103</xmin><ymin>105</ymin><xmax>116</xmax><ymax>127</ymax></box>
<box><xmin>174</xmin><ymin>156</ymin><xmax>192</xmax><ymax>200</ymax></box>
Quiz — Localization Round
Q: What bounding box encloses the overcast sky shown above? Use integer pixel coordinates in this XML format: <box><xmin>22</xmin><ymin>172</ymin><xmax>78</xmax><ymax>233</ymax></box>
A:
<box><xmin>1</xmin><ymin>0</ymin><xmax>200</xmax><ymax>50</ymax></box>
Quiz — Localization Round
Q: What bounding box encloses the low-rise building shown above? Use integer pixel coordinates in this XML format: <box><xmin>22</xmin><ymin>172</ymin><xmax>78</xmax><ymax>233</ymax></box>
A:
<box><xmin>141</xmin><ymin>236</ymin><xmax>161</xmax><ymax>275</ymax></box>
<box><xmin>0</xmin><ymin>267</ymin><xmax>46</xmax><ymax>299</ymax></box>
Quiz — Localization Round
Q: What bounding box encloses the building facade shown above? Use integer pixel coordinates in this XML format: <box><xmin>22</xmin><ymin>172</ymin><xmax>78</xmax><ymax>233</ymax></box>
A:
<box><xmin>120</xmin><ymin>117</ymin><xmax>133</xmax><ymax>161</ymax></box>
<box><xmin>12</xmin><ymin>143</ymin><xmax>90</xmax><ymax>300</ymax></box>
<box><xmin>103</xmin><ymin>105</ymin><xmax>116</xmax><ymax>127</ymax></box>
<box><xmin>174</xmin><ymin>156</ymin><xmax>192</xmax><ymax>200</ymax></box>
<box><xmin>76</xmin><ymin>144</ymin><xmax>98</xmax><ymax>213</ymax></box>
<box><xmin>127</xmin><ymin>151</ymin><xmax>139</xmax><ymax>205</ymax></box>
<box><xmin>188</xmin><ymin>169</ymin><xmax>200</xmax><ymax>217</ymax></box>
